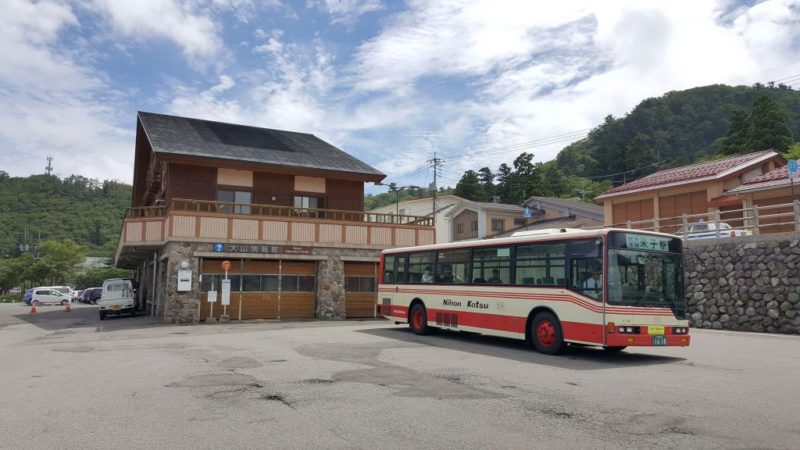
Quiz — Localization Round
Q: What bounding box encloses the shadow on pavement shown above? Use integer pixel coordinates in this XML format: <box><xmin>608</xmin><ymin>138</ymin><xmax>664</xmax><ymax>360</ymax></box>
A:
<box><xmin>12</xmin><ymin>304</ymin><xmax>159</xmax><ymax>332</ymax></box>
<box><xmin>358</xmin><ymin>326</ymin><xmax>686</xmax><ymax>370</ymax></box>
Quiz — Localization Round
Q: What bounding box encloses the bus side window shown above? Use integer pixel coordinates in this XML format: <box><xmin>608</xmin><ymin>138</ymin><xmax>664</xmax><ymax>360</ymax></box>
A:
<box><xmin>395</xmin><ymin>254</ymin><xmax>408</xmax><ymax>283</ymax></box>
<box><xmin>383</xmin><ymin>255</ymin><xmax>395</xmax><ymax>283</ymax></box>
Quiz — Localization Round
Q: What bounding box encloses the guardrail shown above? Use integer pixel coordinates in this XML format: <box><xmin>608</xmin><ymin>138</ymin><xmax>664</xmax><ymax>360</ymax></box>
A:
<box><xmin>598</xmin><ymin>200</ymin><xmax>800</xmax><ymax>240</ymax></box>
<box><xmin>125</xmin><ymin>198</ymin><xmax>433</xmax><ymax>226</ymax></box>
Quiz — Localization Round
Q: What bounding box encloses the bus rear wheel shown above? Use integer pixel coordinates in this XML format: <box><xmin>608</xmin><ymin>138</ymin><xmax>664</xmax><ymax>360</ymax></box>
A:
<box><xmin>409</xmin><ymin>304</ymin><xmax>429</xmax><ymax>335</ymax></box>
<box><xmin>531</xmin><ymin>312</ymin><xmax>565</xmax><ymax>355</ymax></box>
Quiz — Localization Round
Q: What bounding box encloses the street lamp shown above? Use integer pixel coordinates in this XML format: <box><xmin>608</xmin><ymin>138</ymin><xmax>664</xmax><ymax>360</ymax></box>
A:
<box><xmin>377</xmin><ymin>183</ymin><xmax>419</xmax><ymax>221</ymax></box>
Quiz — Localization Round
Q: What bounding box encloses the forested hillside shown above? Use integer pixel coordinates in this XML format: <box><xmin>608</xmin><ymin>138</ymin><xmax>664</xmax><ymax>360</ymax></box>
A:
<box><xmin>555</xmin><ymin>84</ymin><xmax>800</xmax><ymax>181</ymax></box>
<box><xmin>0</xmin><ymin>173</ymin><xmax>131</xmax><ymax>258</ymax></box>
<box><xmin>452</xmin><ymin>84</ymin><xmax>800</xmax><ymax>205</ymax></box>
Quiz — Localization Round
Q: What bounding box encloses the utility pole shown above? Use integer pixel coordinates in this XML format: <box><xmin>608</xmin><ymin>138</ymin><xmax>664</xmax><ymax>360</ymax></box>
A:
<box><xmin>45</xmin><ymin>156</ymin><xmax>53</xmax><ymax>176</ymax></box>
<box><xmin>427</xmin><ymin>152</ymin><xmax>444</xmax><ymax>226</ymax></box>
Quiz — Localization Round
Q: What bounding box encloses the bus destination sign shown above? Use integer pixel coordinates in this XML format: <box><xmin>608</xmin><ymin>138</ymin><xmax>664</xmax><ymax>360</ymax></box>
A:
<box><xmin>625</xmin><ymin>234</ymin><xmax>671</xmax><ymax>252</ymax></box>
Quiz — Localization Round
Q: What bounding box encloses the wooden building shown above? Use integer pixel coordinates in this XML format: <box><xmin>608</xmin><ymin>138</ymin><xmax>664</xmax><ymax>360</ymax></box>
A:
<box><xmin>594</xmin><ymin>150</ymin><xmax>785</xmax><ymax>232</ymax></box>
<box><xmin>116</xmin><ymin>112</ymin><xmax>434</xmax><ymax>323</ymax></box>
<box><xmin>723</xmin><ymin>165</ymin><xmax>800</xmax><ymax>233</ymax></box>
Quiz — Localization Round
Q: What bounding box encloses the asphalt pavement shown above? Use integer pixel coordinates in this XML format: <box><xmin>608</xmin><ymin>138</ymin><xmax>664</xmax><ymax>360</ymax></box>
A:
<box><xmin>0</xmin><ymin>302</ymin><xmax>798</xmax><ymax>449</ymax></box>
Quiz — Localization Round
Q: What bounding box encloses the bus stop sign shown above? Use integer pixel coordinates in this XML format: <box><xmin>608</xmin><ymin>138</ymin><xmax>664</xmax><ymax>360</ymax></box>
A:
<box><xmin>221</xmin><ymin>260</ymin><xmax>231</xmax><ymax>272</ymax></box>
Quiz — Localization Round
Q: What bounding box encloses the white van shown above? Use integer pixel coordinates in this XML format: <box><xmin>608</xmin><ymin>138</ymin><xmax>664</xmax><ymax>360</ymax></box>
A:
<box><xmin>98</xmin><ymin>279</ymin><xmax>136</xmax><ymax>320</ymax></box>
<box><xmin>31</xmin><ymin>288</ymin><xmax>72</xmax><ymax>306</ymax></box>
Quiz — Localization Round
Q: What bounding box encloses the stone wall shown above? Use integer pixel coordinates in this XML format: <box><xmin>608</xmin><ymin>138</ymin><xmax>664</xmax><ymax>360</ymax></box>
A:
<box><xmin>685</xmin><ymin>234</ymin><xmax>800</xmax><ymax>334</ymax></box>
<box><xmin>161</xmin><ymin>242</ymin><xmax>201</xmax><ymax>323</ymax></box>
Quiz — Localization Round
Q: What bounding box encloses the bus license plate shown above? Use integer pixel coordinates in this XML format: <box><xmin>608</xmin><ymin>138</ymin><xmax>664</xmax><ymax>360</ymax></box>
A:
<box><xmin>112</xmin><ymin>306</ymin><xmax>120</xmax><ymax>312</ymax></box>
<box><xmin>652</xmin><ymin>335</ymin><xmax>667</xmax><ymax>346</ymax></box>
<box><xmin>648</xmin><ymin>326</ymin><xmax>665</xmax><ymax>335</ymax></box>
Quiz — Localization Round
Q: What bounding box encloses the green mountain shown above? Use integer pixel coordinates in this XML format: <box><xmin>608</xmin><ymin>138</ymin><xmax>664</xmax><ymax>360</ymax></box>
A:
<box><xmin>0</xmin><ymin>173</ymin><xmax>131</xmax><ymax>258</ymax></box>
<box><xmin>555</xmin><ymin>83</ymin><xmax>800</xmax><ymax>182</ymax></box>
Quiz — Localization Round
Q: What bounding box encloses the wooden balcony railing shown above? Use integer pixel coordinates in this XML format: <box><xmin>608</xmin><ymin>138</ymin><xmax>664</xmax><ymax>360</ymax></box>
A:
<box><xmin>119</xmin><ymin>197</ymin><xmax>435</xmax><ymax>250</ymax></box>
<box><xmin>593</xmin><ymin>200</ymin><xmax>800</xmax><ymax>239</ymax></box>
<box><xmin>125</xmin><ymin>198</ymin><xmax>433</xmax><ymax>226</ymax></box>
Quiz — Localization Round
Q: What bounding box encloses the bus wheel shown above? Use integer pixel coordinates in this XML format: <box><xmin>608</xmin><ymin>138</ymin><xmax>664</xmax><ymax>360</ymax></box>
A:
<box><xmin>531</xmin><ymin>312</ymin><xmax>565</xmax><ymax>355</ymax></box>
<box><xmin>409</xmin><ymin>304</ymin><xmax>429</xmax><ymax>335</ymax></box>
<box><xmin>604</xmin><ymin>346</ymin><xmax>627</xmax><ymax>352</ymax></box>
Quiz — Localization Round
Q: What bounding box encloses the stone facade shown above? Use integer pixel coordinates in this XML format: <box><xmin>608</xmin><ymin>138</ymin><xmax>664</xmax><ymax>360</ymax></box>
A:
<box><xmin>685</xmin><ymin>234</ymin><xmax>800</xmax><ymax>334</ymax></box>
<box><xmin>162</xmin><ymin>242</ymin><xmax>201</xmax><ymax>324</ymax></box>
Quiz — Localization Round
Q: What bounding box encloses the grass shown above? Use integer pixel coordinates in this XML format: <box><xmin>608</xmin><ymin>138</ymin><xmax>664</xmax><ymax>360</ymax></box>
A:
<box><xmin>0</xmin><ymin>295</ymin><xmax>21</xmax><ymax>303</ymax></box>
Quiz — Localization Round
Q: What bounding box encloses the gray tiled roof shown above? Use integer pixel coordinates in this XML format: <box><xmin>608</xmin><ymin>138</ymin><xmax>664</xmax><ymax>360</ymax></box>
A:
<box><xmin>138</xmin><ymin>112</ymin><xmax>385</xmax><ymax>179</ymax></box>
<box><xmin>489</xmin><ymin>215</ymin><xmax>600</xmax><ymax>238</ymax></box>
<box><xmin>523</xmin><ymin>196</ymin><xmax>604</xmax><ymax>217</ymax></box>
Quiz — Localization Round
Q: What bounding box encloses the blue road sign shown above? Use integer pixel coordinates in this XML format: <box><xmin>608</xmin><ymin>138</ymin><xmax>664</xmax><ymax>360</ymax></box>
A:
<box><xmin>789</xmin><ymin>160</ymin><xmax>798</xmax><ymax>179</ymax></box>
<box><xmin>523</xmin><ymin>207</ymin><xmax>532</xmax><ymax>218</ymax></box>
<box><xmin>213</xmin><ymin>243</ymin><xmax>224</xmax><ymax>252</ymax></box>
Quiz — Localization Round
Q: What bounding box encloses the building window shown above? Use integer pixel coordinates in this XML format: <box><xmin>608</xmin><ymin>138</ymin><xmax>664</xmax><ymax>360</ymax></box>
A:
<box><xmin>514</xmin><ymin>218</ymin><xmax>526</xmax><ymax>225</ymax></box>
<box><xmin>491</xmin><ymin>219</ymin><xmax>505</xmax><ymax>232</ymax></box>
<box><xmin>294</xmin><ymin>195</ymin><xmax>321</xmax><ymax>209</ymax></box>
<box><xmin>456</xmin><ymin>223</ymin><xmax>465</xmax><ymax>234</ymax></box>
<box><xmin>345</xmin><ymin>276</ymin><xmax>376</xmax><ymax>292</ymax></box>
<box><xmin>217</xmin><ymin>190</ymin><xmax>251</xmax><ymax>214</ymax></box>
<box><xmin>470</xmin><ymin>221</ymin><xmax>478</xmax><ymax>231</ymax></box>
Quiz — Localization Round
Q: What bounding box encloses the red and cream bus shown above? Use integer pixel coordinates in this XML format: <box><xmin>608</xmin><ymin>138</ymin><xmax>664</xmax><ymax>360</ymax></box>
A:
<box><xmin>378</xmin><ymin>228</ymin><xmax>690</xmax><ymax>354</ymax></box>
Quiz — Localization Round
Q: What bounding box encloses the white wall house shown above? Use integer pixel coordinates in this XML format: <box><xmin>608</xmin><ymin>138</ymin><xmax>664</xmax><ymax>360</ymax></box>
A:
<box><xmin>369</xmin><ymin>194</ymin><xmax>466</xmax><ymax>243</ymax></box>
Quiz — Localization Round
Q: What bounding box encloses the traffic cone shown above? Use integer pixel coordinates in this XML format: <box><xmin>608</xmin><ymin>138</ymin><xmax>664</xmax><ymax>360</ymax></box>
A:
<box><xmin>30</xmin><ymin>305</ymin><xmax>37</xmax><ymax>314</ymax></box>
<box><xmin>65</xmin><ymin>302</ymin><xmax>72</xmax><ymax>312</ymax></box>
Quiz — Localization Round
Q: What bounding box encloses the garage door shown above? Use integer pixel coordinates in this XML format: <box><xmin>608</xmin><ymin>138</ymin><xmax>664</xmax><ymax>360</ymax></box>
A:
<box><xmin>200</xmin><ymin>259</ymin><xmax>315</xmax><ymax>320</ymax></box>
<box><xmin>279</xmin><ymin>261</ymin><xmax>317</xmax><ymax>319</ymax></box>
<box><xmin>344</xmin><ymin>262</ymin><xmax>377</xmax><ymax>318</ymax></box>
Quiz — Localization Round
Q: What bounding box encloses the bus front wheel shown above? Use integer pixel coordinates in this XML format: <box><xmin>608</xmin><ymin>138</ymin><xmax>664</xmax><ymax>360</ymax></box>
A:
<box><xmin>409</xmin><ymin>304</ymin><xmax>429</xmax><ymax>335</ymax></box>
<box><xmin>531</xmin><ymin>312</ymin><xmax>565</xmax><ymax>355</ymax></box>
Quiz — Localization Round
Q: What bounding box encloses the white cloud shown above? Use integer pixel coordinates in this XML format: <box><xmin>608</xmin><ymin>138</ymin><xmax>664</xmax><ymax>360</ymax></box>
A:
<box><xmin>351</xmin><ymin>0</ymin><xmax>800</xmax><ymax>188</ymax></box>
<box><xmin>0</xmin><ymin>0</ymin><xmax>133</xmax><ymax>182</ymax></box>
<box><xmin>87</xmin><ymin>0</ymin><xmax>223</xmax><ymax>66</ymax></box>
<box><xmin>308</xmin><ymin>0</ymin><xmax>383</xmax><ymax>25</ymax></box>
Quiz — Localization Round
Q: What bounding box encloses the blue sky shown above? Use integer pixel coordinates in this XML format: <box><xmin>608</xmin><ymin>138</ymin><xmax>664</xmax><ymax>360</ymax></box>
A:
<box><xmin>2</xmin><ymin>0</ymin><xmax>800</xmax><ymax>195</ymax></box>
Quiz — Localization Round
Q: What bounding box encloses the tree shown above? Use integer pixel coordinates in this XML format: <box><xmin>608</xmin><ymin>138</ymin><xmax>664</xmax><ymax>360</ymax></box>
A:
<box><xmin>476</xmin><ymin>167</ymin><xmax>495</xmax><ymax>201</ymax></box>
<box><xmin>717</xmin><ymin>110</ymin><xmax>751</xmax><ymax>155</ymax></box>
<box><xmin>88</xmin><ymin>221</ymin><xmax>104</xmax><ymax>246</ymax></box>
<box><xmin>495</xmin><ymin>163</ymin><xmax>513</xmax><ymax>203</ymax></box>
<box><xmin>39</xmin><ymin>239</ymin><xmax>86</xmax><ymax>285</ymax></box>
<box><xmin>74</xmin><ymin>268</ymin><xmax>133</xmax><ymax>289</ymax></box>
<box><xmin>747</xmin><ymin>95</ymin><xmax>793</xmax><ymax>152</ymax></box>
<box><xmin>782</xmin><ymin>143</ymin><xmax>800</xmax><ymax>162</ymax></box>
<box><xmin>454</xmin><ymin>170</ymin><xmax>483</xmax><ymax>201</ymax></box>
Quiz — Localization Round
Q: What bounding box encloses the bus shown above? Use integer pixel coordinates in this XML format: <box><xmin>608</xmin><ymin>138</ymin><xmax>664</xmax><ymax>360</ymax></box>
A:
<box><xmin>378</xmin><ymin>228</ymin><xmax>690</xmax><ymax>354</ymax></box>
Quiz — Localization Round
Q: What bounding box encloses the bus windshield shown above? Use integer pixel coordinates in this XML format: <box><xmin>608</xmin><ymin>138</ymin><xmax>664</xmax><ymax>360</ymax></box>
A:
<box><xmin>606</xmin><ymin>232</ymin><xmax>684</xmax><ymax>307</ymax></box>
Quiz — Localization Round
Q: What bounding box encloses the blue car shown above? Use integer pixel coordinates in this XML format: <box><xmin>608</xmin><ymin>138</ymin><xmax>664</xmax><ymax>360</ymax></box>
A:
<box><xmin>22</xmin><ymin>288</ymin><xmax>33</xmax><ymax>305</ymax></box>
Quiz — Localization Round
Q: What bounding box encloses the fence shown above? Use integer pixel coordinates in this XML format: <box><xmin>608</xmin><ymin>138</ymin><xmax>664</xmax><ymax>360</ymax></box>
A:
<box><xmin>600</xmin><ymin>200</ymin><xmax>800</xmax><ymax>239</ymax></box>
<box><xmin>125</xmin><ymin>198</ymin><xmax>434</xmax><ymax>226</ymax></box>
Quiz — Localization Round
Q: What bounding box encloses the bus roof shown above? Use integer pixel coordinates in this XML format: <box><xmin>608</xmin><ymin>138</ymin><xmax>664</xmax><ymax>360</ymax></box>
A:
<box><xmin>381</xmin><ymin>227</ymin><xmax>680</xmax><ymax>254</ymax></box>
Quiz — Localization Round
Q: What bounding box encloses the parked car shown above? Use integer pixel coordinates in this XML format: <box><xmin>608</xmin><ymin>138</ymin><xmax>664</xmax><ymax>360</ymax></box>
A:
<box><xmin>676</xmin><ymin>221</ymin><xmax>752</xmax><ymax>239</ymax></box>
<box><xmin>36</xmin><ymin>285</ymin><xmax>75</xmax><ymax>299</ymax></box>
<box><xmin>83</xmin><ymin>287</ymin><xmax>103</xmax><ymax>304</ymax></box>
<box><xmin>22</xmin><ymin>288</ymin><xmax>33</xmax><ymax>305</ymax></box>
<box><xmin>98</xmin><ymin>279</ymin><xmax>136</xmax><ymax>320</ymax></box>
<box><xmin>31</xmin><ymin>288</ymin><xmax>71</xmax><ymax>306</ymax></box>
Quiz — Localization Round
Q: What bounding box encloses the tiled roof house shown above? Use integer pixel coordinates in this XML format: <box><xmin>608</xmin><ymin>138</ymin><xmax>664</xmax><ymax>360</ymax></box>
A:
<box><xmin>594</xmin><ymin>150</ymin><xmax>785</xmax><ymax>232</ymax></box>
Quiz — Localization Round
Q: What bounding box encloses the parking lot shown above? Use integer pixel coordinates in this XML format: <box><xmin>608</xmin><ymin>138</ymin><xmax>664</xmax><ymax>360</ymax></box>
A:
<box><xmin>1</xmin><ymin>303</ymin><xmax>798</xmax><ymax>449</ymax></box>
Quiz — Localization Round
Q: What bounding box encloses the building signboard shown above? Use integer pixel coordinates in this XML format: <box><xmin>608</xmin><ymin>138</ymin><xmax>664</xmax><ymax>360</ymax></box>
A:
<box><xmin>216</xmin><ymin>244</ymin><xmax>313</xmax><ymax>255</ymax></box>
